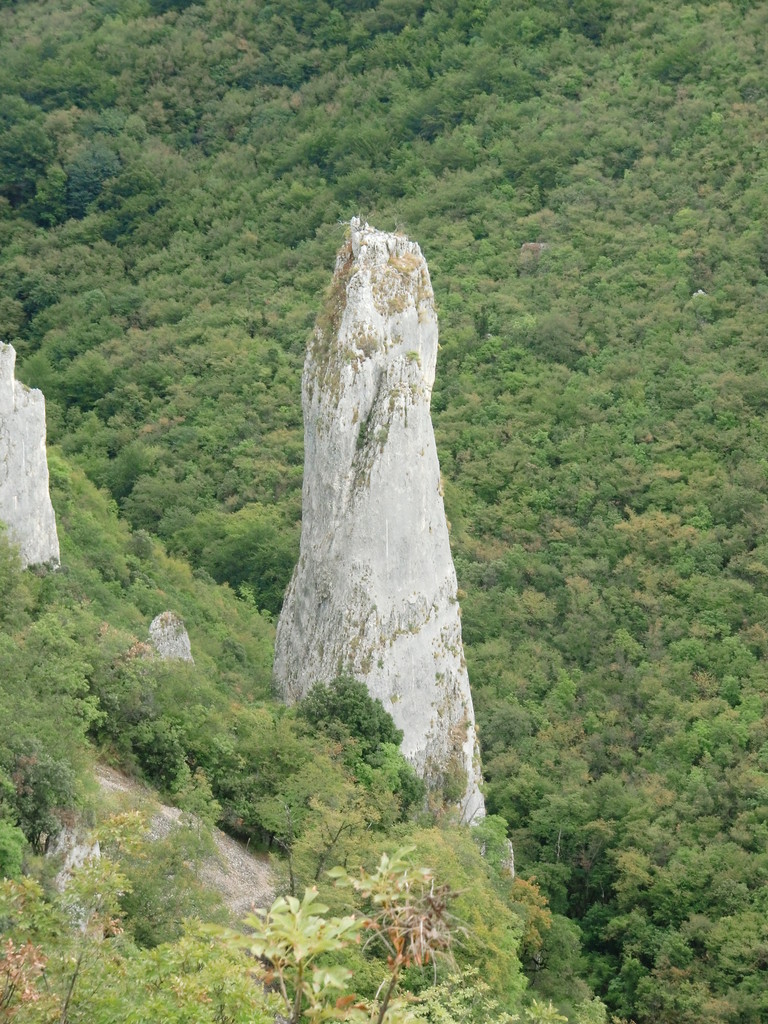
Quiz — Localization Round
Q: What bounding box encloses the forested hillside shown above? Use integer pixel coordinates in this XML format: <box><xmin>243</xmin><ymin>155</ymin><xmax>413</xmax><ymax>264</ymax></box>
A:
<box><xmin>1</xmin><ymin>0</ymin><xmax>767</xmax><ymax>1021</ymax></box>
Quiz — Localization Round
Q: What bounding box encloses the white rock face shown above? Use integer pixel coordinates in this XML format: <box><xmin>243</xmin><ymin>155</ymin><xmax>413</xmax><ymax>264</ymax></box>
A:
<box><xmin>274</xmin><ymin>220</ymin><xmax>485</xmax><ymax>822</ymax></box>
<box><xmin>149</xmin><ymin>611</ymin><xmax>194</xmax><ymax>662</ymax></box>
<box><xmin>0</xmin><ymin>342</ymin><xmax>60</xmax><ymax>568</ymax></box>
<box><xmin>48</xmin><ymin>825</ymin><xmax>101</xmax><ymax>893</ymax></box>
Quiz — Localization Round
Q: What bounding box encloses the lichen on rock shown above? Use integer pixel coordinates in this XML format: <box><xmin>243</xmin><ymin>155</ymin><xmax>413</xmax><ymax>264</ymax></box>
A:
<box><xmin>274</xmin><ymin>220</ymin><xmax>485</xmax><ymax>822</ymax></box>
<box><xmin>0</xmin><ymin>342</ymin><xmax>60</xmax><ymax>568</ymax></box>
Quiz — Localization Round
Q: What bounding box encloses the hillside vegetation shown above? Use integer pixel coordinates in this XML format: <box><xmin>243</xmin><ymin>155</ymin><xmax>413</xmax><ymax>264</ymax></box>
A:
<box><xmin>1</xmin><ymin>0</ymin><xmax>768</xmax><ymax>1021</ymax></box>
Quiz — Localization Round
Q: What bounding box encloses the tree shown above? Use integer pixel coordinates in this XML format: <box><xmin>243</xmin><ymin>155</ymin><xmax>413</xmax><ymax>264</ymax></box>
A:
<box><xmin>298</xmin><ymin>676</ymin><xmax>403</xmax><ymax>759</ymax></box>
<box><xmin>65</xmin><ymin>143</ymin><xmax>120</xmax><ymax>219</ymax></box>
<box><xmin>8</xmin><ymin>744</ymin><xmax>76</xmax><ymax>854</ymax></box>
<box><xmin>297</xmin><ymin>677</ymin><xmax>425</xmax><ymax>814</ymax></box>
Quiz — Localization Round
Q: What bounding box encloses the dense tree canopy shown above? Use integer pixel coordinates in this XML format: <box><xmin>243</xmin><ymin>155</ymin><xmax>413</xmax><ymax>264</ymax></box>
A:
<box><xmin>1</xmin><ymin>0</ymin><xmax>767</xmax><ymax>1020</ymax></box>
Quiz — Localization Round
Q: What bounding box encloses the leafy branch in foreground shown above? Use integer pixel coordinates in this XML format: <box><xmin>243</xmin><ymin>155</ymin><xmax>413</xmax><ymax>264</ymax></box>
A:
<box><xmin>244</xmin><ymin>887</ymin><xmax>362</xmax><ymax>1024</ymax></box>
<box><xmin>215</xmin><ymin>847</ymin><xmax>456</xmax><ymax>1024</ymax></box>
<box><xmin>329</xmin><ymin>848</ymin><xmax>457</xmax><ymax>1021</ymax></box>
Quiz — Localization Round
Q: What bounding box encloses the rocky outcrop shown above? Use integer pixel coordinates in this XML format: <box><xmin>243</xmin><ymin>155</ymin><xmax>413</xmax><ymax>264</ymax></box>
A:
<box><xmin>0</xmin><ymin>342</ymin><xmax>60</xmax><ymax>568</ymax></box>
<box><xmin>48</xmin><ymin>826</ymin><xmax>101</xmax><ymax>892</ymax></box>
<box><xmin>274</xmin><ymin>220</ymin><xmax>485</xmax><ymax>822</ymax></box>
<box><xmin>149</xmin><ymin>611</ymin><xmax>194</xmax><ymax>662</ymax></box>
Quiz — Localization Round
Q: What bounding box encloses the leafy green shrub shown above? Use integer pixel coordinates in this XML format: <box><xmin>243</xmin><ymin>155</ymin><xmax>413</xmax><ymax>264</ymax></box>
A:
<box><xmin>7</xmin><ymin>743</ymin><xmax>76</xmax><ymax>853</ymax></box>
<box><xmin>0</xmin><ymin>821</ymin><xmax>26</xmax><ymax>880</ymax></box>
<box><xmin>297</xmin><ymin>677</ymin><xmax>425</xmax><ymax>813</ymax></box>
<box><xmin>119</xmin><ymin>826</ymin><xmax>226</xmax><ymax>947</ymax></box>
<box><xmin>298</xmin><ymin>675</ymin><xmax>403</xmax><ymax>758</ymax></box>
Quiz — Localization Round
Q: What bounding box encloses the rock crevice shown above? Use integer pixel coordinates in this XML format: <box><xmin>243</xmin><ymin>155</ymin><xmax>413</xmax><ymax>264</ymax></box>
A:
<box><xmin>274</xmin><ymin>221</ymin><xmax>484</xmax><ymax>822</ymax></box>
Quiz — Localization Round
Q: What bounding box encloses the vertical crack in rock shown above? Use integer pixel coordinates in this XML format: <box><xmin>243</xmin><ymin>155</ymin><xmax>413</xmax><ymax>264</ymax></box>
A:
<box><xmin>0</xmin><ymin>342</ymin><xmax>60</xmax><ymax>568</ymax></box>
<box><xmin>274</xmin><ymin>220</ymin><xmax>485</xmax><ymax>822</ymax></box>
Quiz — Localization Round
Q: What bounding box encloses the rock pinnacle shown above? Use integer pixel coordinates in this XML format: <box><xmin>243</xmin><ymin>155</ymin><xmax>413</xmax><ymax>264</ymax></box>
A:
<box><xmin>274</xmin><ymin>220</ymin><xmax>484</xmax><ymax>822</ymax></box>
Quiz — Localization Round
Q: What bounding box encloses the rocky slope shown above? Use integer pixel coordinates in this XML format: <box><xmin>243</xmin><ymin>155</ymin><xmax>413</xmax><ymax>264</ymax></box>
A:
<box><xmin>0</xmin><ymin>342</ymin><xmax>60</xmax><ymax>568</ymax></box>
<box><xmin>96</xmin><ymin>765</ymin><xmax>276</xmax><ymax>915</ymax></box>
<box><xmin>274</xmin><ymin>221</ymin><xmax>484</xmax><ymax>822</ymax></box>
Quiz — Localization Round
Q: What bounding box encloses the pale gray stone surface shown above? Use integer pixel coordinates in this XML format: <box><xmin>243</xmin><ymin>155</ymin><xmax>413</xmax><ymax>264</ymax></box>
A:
<box><xmin>149</xmin><ymin>611</ymin><xmax>194</xmax><ymax>662</ymax></box>
<box><xmin>274</xmin><ymin>220</ymin><xmax>485</xmax><ymax>822</ymax></box>
<box><xmin>48</xmin><ymin>826</ymin><xmax>101</xmax><ymax>892</ymax></box>
<box><xmin>0</xmin><ymin>342</ymin><xmax>60</xmax><ymax>568</ymax></box>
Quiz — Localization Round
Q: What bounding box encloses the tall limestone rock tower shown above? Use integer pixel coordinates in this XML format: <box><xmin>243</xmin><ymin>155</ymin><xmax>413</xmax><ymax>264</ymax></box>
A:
<box><xmin>0</xmin><ymin>343</ymin><xmax>60</xmax><ymax>568</ymax></box>
<box><xmin>274</xmin><ymin>220</ymin><xmax>484</xmax><ymax>822</ymax></box>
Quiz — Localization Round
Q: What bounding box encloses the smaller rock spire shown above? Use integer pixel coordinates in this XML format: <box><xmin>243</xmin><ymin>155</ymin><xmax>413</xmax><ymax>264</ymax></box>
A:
<box><xmin>149</xmin><ymin>611</ymin><xmax>194</xmax><ymax>663</ymax></box>
<box><xmin>0</xmin><ymin>342</ymin><xmax>60</xmax><ymax>568</ymax></box>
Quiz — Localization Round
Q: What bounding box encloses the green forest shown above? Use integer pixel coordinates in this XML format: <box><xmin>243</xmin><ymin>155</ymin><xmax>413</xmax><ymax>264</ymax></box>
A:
<box><xmin>1</xmin><ymin>0</ymin><xmax>767</xmax><ymax>1020</ymax></box>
